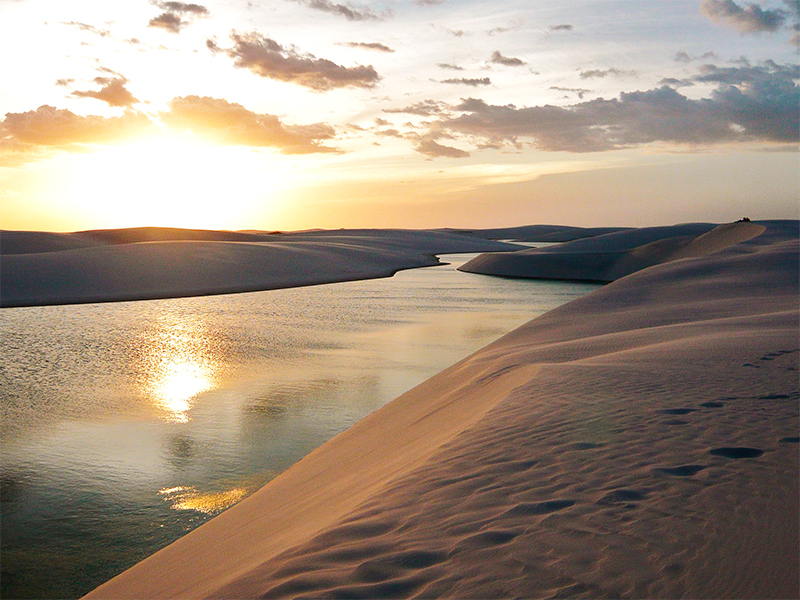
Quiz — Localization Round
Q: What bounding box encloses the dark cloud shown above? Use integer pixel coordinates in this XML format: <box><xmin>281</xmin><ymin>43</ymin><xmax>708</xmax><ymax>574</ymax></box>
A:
<box><xmin>428</xmin><ymin>62</ymin><xmax>798</xmax><ymax>152</ymax></box>
<box><xmin>290</xmin><ymin>0</ymin><xmax>387</xmax><ymax>21</ymax></box>
<box><xmin>674</xmin><ymin>51</ymin><xmax>692</xmax><ymax>63</ymax></box>
<box><xmin>415</xmin><ymin>137</ymin><xmax>469</xmax><ymax>158</ymax></box>
<box><xmin>490</xmin><ymin>51</ymin><xmax>525</xmax><ymax>66</ymax></box>
<box><xmin>579</xmin><ymin>68</ymin><xmax>635</xmax><ymax>79</ymax></box>
<box><xmin>71</xmin><ymin>77</ymin><xmax>138</xmax><ymax>107</ymax></box>
<box><xmin>160</xmin><ymin>95</ymin><xmax>337</xmax><ymax>153</ymax></box>
<box><xmin>384</xmin><ymin>99</ymin><xmax>448</xmax><ymax>116</ymax></box>
<box><xmin>149</xmin><ymin>1</ymin><xmax>209</xmax><ymax>33</ymax></box>
<box><xmin>341</xmin><ymin>42</ymin><xmax>394</xmax><ymax>53</ymax></box>
<box><xmin>212</xmin><ymin>32</ymin><xmax>380</xmax><ymax>91</ymax></box>
<box><xmin>658</xmin><ymin>77</ymin><xmax>693</xmax><ymax>87</ymax></box>
<box><xmin>549</xmin><ymin>24</ymin><xmax>573</xmax><ymax>31</ymax></box>
<box><xmin>700</xmin><ymin>0</ymin><xmax>786</xmax><ymax>33</ymax></box>
<box><xmin>675</xmin><ymin>50</ymin><xmax>720</xmax><ymax>62</ymax></box>
<box><xmin>1</xmin><ymin>106</ymin><xmax>154</xmax><ymax>150</ymax></box>
<box><xmin>437</xmin><ymin>63</ymin><xmax>463</xmax><ymax>70</ymax></box>
<box><xmin>441</xmin><ymin>77</ymin><xmax>491</xmax><ymax>86</ymax></box>
<box><xmin>549</xmin><ymin>86</ymin><xmax>591</xmax><ymax>99</ymax></box>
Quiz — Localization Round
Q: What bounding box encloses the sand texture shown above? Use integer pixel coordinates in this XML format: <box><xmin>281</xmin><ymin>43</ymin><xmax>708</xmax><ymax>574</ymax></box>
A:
<box><xmin>0</xmin><ymin>228</ymin><xmax>518</xmax><ymax>307</ymax></box>
<box><xmin>85</xmin><ymin>220</ymin><xmax>799</xmax><ymax>599</ymax></box>
<box><xmin>458</xmin><ymin>221</ymin><xmax>778</xmax><ymax>282</ymax></box>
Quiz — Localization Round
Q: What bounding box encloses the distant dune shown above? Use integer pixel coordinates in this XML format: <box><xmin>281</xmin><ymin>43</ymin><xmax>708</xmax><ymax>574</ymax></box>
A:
<box><xmin>459</xmin><ymin>221</ymin><xmax>784</xmax><ymax>282</ymax></box>
<box><xmin>0</xmin><ymin>228</ymin><xmax>520</xmax><ymax>308</ymax></box>
<box><xmin>84</xmin><ymin>220</ymin><xmax>799</xmax><ymax>599</ymax></box>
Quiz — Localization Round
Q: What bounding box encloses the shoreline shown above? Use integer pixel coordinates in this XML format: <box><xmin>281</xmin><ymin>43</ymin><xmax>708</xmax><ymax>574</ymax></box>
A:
<box><xmin>84</xmin><ymin>221</ymin><xmax>799</xmax><ymax>599</ymax></box>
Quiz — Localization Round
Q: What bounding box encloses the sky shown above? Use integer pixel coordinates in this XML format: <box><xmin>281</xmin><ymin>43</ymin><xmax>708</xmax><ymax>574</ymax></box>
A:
<box><xmin>0</xmin><ymin>0</ymin><xmax>797</xmax><ymax>232</ymax></box>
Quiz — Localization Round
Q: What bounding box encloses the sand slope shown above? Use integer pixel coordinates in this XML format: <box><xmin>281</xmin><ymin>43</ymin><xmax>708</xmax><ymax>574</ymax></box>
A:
<box><xmin>458</xmin><ymin>221</ymin><xmax>770</xmax><ymax>282</ymax></box>
<box><xmin>0</xmin><ymin>228</ymin><xmax>517</xmax><ymax>307</ymax></box>
<box><xmin>86</xmin><ymin>221</ymin><xmax>799</xmax><ymax>599</ymax></box>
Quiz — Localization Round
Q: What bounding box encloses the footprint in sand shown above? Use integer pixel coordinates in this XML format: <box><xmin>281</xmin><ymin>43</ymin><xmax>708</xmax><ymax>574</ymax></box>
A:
<box><xmin>709</xmin><ymin>447</ymin><xmax>763</xmax><ymax>459</ymax></box>
<box><xmin>655</xmin><ymin>465</ymin><xmax>707</xmax><ymax>477</ymax></box>
<box><xmin>660</xmin><ymin>408</ymin><xmax>697</xmax><ymax>415</ymax></box>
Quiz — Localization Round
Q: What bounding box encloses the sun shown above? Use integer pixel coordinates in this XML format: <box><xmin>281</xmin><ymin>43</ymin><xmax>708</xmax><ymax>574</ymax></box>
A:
<box><xmin>52</xmin><ymin>134</ymin><xmax>294</xmax><ymax>230</ymax></box>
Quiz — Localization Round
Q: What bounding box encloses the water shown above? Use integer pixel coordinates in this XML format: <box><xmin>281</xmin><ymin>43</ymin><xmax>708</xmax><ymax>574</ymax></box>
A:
<box><xmin>0</xmin><ymin>254</ymin><xmax>598</xmax><ymax>599</ymax></box>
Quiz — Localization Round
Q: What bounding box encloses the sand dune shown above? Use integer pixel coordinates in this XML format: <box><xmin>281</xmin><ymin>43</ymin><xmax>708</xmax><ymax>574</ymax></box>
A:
<box><xmin>85</xmin><ymin>220</ymin><xmax>799</xmax><ymax>599</ymax></box>
<box><xmin>0</xmin><ymin>228</ymin><xmax>517</xmax><ymax>307</ymax></box>
<box><xmin>459</xmin><ymin>221</ymin><xmax>774</xmax><ymax>282</ymax></box>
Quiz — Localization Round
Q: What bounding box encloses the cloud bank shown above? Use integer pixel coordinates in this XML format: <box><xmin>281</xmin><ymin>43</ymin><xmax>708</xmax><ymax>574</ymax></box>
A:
<box><xmin>425</xmin><ymin>62</ymin><xmax>798</xmax><ymax>154</ymax></box>
<box><xmin>210</xmin><ymin>32</ymin><xmax>380</xmax><ymax>91</ymax></box>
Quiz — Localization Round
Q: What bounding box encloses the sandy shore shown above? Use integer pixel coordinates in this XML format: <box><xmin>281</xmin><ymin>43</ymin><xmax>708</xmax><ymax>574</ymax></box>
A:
<box><xmin>84</xmin><ymin>220</ymin><xmax>799</xmax><ymax>599</ymax></box>
<box><xmin>0</xmin><ymin>228</ymin><xmax>518</xmax><ymax>307</ymax></box>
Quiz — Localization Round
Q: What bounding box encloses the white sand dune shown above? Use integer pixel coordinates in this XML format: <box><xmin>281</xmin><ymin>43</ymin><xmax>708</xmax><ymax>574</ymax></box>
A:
<box><xmin>458</xmin><ymin>221</ymin><xmax>771</xmax><ymax>282</ymax></box>
<box><xmin>0</xmin><ymin>228</ymin><xmax>517</xmax><ymax>307</ymax></box>
<box><xmin>85</xmin><ymin>220</ymin><xmax>799</xmax><ymax>599</ymax></box>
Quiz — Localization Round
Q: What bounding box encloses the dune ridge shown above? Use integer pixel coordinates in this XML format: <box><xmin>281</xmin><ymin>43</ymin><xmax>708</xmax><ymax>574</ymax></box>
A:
<box><xmin>85</xmin><ymin>220</ymin><xmax>798</xmax><ymax>599</ymax></box>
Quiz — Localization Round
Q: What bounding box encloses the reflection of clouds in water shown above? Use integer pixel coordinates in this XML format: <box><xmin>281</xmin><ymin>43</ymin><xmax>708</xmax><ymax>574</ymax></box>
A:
<box><xmin>134</xmin><ymin>314</ymin><xmax>219</xmax><ymax>423</ymax></box>
<box><xmin>164</xmin><ymin>433</ymin><xmax>197</xmax><ymax>469</ymax></box>
<box><xmin>158</xmin><ymin>485</ymin><xmax>247</xmax><ymax>515</ymax></box>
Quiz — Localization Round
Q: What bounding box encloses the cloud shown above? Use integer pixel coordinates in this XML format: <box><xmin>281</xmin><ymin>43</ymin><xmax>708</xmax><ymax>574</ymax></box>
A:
<box><xmin>341</xmin><ymin>42</ymin><xmax>394</xmax><ymax>53</ymax></box>
<box><xmin>487</xmin><ymin>19</ymin><xmax>523</xmax><ymax>36</ymax></box>
<box><xmin>579</xmin><ymin>68</ymin><xmax>635</xmax><ymax>79</ymax></box>
<box><xmin>490</xmin><ymin>51</ymin><xmax>525</xmax><ymax>66</ymax></box>
<box><xmin>415</xmin><ymin>137</ymin><xmax>469</xmax><ymax>158</ymax></box>
<box><xmin>549</xmin><ymin>24</ymin><xmax>573</xmax><ymax>31</ymax></box>
<box><xmin>414</xmin><ymin>0</ymin><xmax>446</xmax><ymax>5</ymax></box>
<box><xmin>149</xmin><ymin>1</ymin><xmax>209</xmax><ymax>33</ymax></box>
<box><xmin>437</xmin><ymin>63</ymin><xmax>463</xmax><ymax>70</ymax></box>
<box><xmin>290</xmin><ymin>0</ymin><xmax>387</xmax><ymax>21</ymax></box>
<box><xmin>211</xmin><ymin>32</ymin><xmax>380</xmax><ymax>91</ymax></box>
<box><xmin>384</xmin><ymin>99</ymin><xmax>448</xmax><ymax>116</ymax></box>
<box><xmin>155</xmin><ymin>1</ymin><xmax>210</xmax><ymax>14</ymax></box>
<box><xmin>441</xmin><ymin>77</ymin><xmax>491</xmax><ymax>86</ymax></box>
<box><xmin>700</xmin><ymin>0</ymin><xmax>786</xmax><ymax>33</ymax></box>
<box><xmin>60</xmin><ymin>21</ymin><xmax>111</xmax><ymax>37</ymax></box>
<box><xmin>428</xmin><ymin>62</ymin><xmax>798</xmax><ymax>152</ymax></box>
<box><xmin>1</xmin><ymin>106</ymin><xmax>154</xmax><ymax>150</ymax></box>
<box><xmin>549</xmin><ymin>86</ymin><xmax>591</xmax><ymax>99</ymax></box>
<box><xmin>71</xmin><ymin>77</ymin><xmax>139</xmax><ymax>107</ymax></box>
<box><xmin>160</xmin><ymin>95</ymin><xmax>337</xmax><ymax>153</ymax></box>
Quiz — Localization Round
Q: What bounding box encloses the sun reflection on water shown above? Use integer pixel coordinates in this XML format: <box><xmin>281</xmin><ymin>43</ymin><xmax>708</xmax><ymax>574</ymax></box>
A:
<box><xmin>135</xmin><ymin>314</ymin><xmax>219</xmax><ymax>423</ymax></box>
<box><xmin>158</xmin><ymin>485</ymin><xmax>248</xmax><ymax>514</ymax></box>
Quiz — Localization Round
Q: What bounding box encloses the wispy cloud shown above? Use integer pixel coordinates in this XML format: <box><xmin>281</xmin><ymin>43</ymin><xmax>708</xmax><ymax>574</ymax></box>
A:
<box><xmin>384</xmin><ymin>100</ymin><xmax>448</xmax><ymax>116</ymax></box>
<box><xmin>490</xmin><ymin>51</ymin><xmax>525</xmax><ymax>66</ymax></box>
<box><xmin>549</xmin><ymin>86</ymin><xmax>591</xmax><ymax>99</ymax></box>
<box><xmin>441</xmin><ymin>77</ymin><xmax>491</xmax><ymax>87</ymax></box>
<box><xmin>579</xmin><ymin>68</ymin><xmax>636</xmax><ymax>79</ymax></box>
<box><xmin>209</xmin><ymin>32</ymin><xmax>381</xmax><ymax>91</ymax></box>
<box><xmin>437</xmin><ymin>63</ymin><xmax>463</xmax><ymax>70</ymax></box>
<box><xmin>60</xmin><ymin>21</ymin><xmax>111</xmax><ymax>37</ymax></box>
<box><xmin>549</xmin><ymin>24</ymin><xmax>573</xmax><ymax>31</ymax></box>
<box><xmin>341</xmin><ymin>42</ymin><xmax>395</xmax><ymax>53</ymax></box>
<box><xmin>289</xmin><ymin>0</ymin><xmax>389</xmax><ymax>21</ymax></box>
